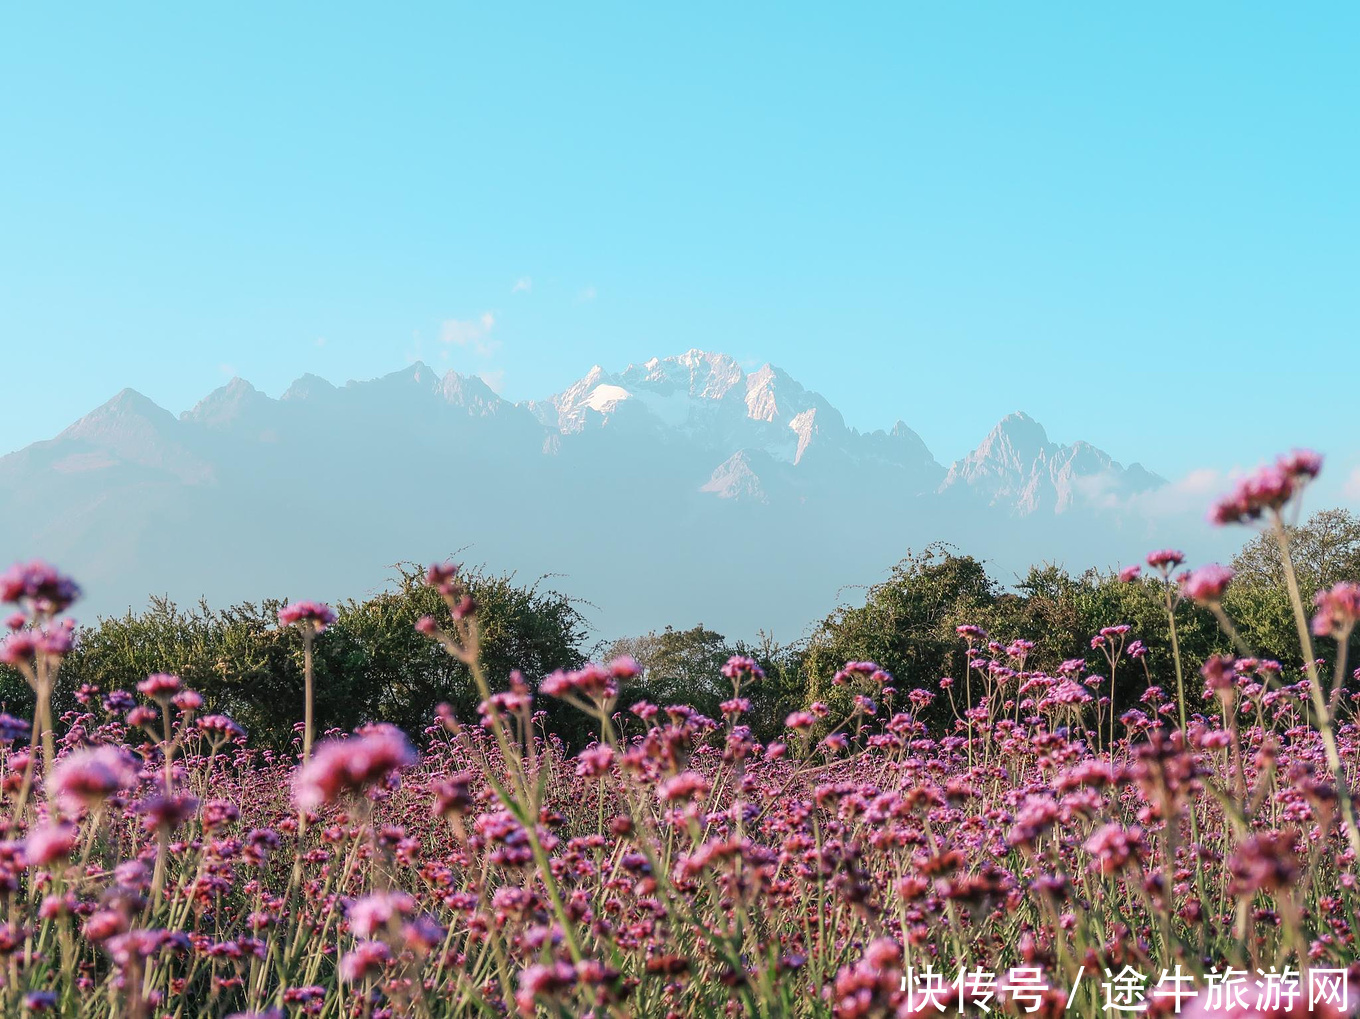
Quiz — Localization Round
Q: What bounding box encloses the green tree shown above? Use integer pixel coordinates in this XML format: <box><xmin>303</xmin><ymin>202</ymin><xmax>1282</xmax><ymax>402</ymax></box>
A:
<box><xmin>607</xmin><ymin>624</ymin><xmax>734</xmax><ymax>720</ymax></box>
<box><xmin>42</xmin><ymin>565</ymin><xmax>589</xmax><ymax>751</ymax></box>
<box><xmin>801</xmin><ymin>545</ymin><xmax>996</xmax><ymax>726</ymax></box>
<box><xmin>1226</xmin><ymin>508</ymin><xmax>1360</xmax><ymax>668</ymax></box>
<box><xmin>1231</xmin><ymin>508</ymin><xmax>1360</xmax><ymax>594</ymax></box>
<box><xmin>735</xmin><ymin>631</ymin><xmax>810</xmax><ymax>741</ymax></box>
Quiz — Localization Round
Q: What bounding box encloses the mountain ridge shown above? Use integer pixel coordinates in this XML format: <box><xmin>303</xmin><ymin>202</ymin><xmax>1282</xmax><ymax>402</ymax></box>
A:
<box><xmin>0</xmin><ymin>351</ymin><xmax>1172</xmax><ymax>637</ymax></box>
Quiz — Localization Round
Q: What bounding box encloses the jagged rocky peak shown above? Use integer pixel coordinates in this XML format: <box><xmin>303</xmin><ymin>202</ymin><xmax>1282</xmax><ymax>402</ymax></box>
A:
<box><xmin>887</xmin><ymin>420</ymin><xmax>934</xmax><ymax>457</ymax></box>
<box><xmin>701</xmin><ymin>450</ymin><xmax>770</xmax><ymax>503</ymax></box>
<box><xmin>19</xmin><ymin>356</ymin><xmax>1165</xmax><ymax>523</ymax></box>
<box><xmin>325</xmin><ymin>361</ymin><xmax>448</xmax><ymax>418</ymax></box>
<box><xmin>743</xmin><ymin>364</ymin><xmax>793</xmax><ymax>423</ymax></box>
<box><xmin>183</xmin><ymin>377</ymin><xmax>276</xmax><ymax>428</ymax></box>
<box><xmin>54</xmin><ymin>387</ymin><xmax>214</xmax><ymax>483</ymax></box>
<box><xmin>620</xmin><ymin>349</ymin><xmax>745</xmax><ymax>400</ymax></box>
<box><xmin>560</xmin><ymin>366</ymin><xmax>611</xmax><ymax>406</ymax></box>
<box><xmin>286</xmin><ymin>365</ymin><xmax>503</xmax><ymax>414</ymax></box>
<box><xmin>60</xmin><ymin>388</ymin><xmax>179</xmax><ymax>441</ymax></box>
<box><xmin>350</xmin><ymin>360</ymin><xmax>443</xmax><ymax>395</ymax></box>
<box><xmin>401</xmin><ymin>360</ymin><xmax>443</xmax><ymax>389</ymax></box>
<box><xmin>439</xmin><ymin>370</ymin><xmax>506</xmax><ymax>414</ymax></box>
<box><xmin>81</xmin><ymin>387</ymin><xmax>172</xmax><ymax>420</ymax></box>
<box><xmin>105</xmin><ymin>387</ymin><xmax>165</xmax><ymax>414</ymax></box>
<box><xmin>529</xmin><ymin>365</ymin><xmax>613</xmax><ymax>431</ymax></box>
<box><xmin>0</xmin><ymin>354</ymin><xmax>1188</xmax><ymax>634</ymax></box>
<box><xmin>850</xmin><ymin>420</ymin><xmax>944</xmax><ymax>475</ymax></box>
<box><xmin>1062</xmin><ymin>440</ymin><xmax>1115</xmax><ymax>473</ymax></box>
<box><xmin>281</xmin><ymin>373</ymin><xmax>337</xmax><ymax>402</ymax></box>
<box><xmin>743</xmin><ymin>364</ymin><xmax>843</xmax><ymax>430</ymax></box>
<box><xmin>971</xmin><ymin>411</ymin><xmax>1053</xmax><ymax>470</ymax></box>
<box><xmin>941</xmin><ymin>411</ymin><xmax>1162</xmax><ymax>515</ymax></box>
<box><xmin>535</xmin><ymin>351</ymin><xmax>910</xmax><ymax>472</ymax></box>
<box><xmin>536</xmin><ymin>352</ymin><xmax>748</xmax><ymax>434</ymax></box>
<box><xmin>787</xmin><ymin>408</ymin><xmax>821</xmax><ymax>464</ymax></box>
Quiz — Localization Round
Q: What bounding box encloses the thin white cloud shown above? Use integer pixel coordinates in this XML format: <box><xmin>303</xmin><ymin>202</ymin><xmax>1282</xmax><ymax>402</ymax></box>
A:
<box><xmin>440</xmin><ymin>312</ymin><xmax>499</xmax><ymax>357</ymax></box>
<box><xmin>1088</xmin><ymin>468</ymin><xmax>1229</xmax><ymax>516</ymax></box>
<box><xmin>512</xmin><ymin>277</ymin><xmax>532</xmax><ymax>294</ymax></box>
<box><xmin>577</xmin><ymin>285</ymin><xmax>597</xmax><ymax>303</ymax></box>
<box><xmin>1121</xmin><ymin>468</ymin><xmax>1227</xmax><ymax>519</ymax></box>
<box><xmin>1064</xmin><ymin>467</ymin><xmax>1229</xmax><ymax>523</ymax></box>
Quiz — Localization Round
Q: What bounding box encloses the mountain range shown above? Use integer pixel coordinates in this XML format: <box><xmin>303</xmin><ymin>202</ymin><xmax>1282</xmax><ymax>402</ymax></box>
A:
<box><xmin>0</xmin><ymin>350</ymin><xmax>1179</xmax><ymax>639</ymax></box>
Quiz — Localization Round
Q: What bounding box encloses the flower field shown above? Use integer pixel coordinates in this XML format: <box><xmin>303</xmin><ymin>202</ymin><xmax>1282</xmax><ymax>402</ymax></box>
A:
<box><xmin>1</xmin><ymin>451</ymin><xmax>1359</xmax><ymax>1018</ymax></box>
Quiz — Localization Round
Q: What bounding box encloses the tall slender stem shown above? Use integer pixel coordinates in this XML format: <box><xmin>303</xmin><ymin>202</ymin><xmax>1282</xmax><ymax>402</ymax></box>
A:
<box><xmin>1162</xmin><ymin>584</ymin><xmax>1188</xmax><ymax>732</ymax></box>
<box><xmin>1272</xmin><ymin>512</ymin><xmax>1360</xmax><ymax>856</ymax></box>
<box><xmin>36</xmin><ymin>646</ymin><xmax>56</xmax><ymax>778</ymax></box>
<box><xmin>302</xmin><ymin>628</ymin><xmax>315</xmax><ymax>763</ymax></box>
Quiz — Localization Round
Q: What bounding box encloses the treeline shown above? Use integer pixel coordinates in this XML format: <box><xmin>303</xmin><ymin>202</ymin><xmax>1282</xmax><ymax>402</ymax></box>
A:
<box><xmin>0</xmin><ymin>565</ymin><xmax>592</xmax><ymax>749</ymax></box>
<box><xmin>5</xmin><ymin>510</ymin><xmax>1359</xmax><ymax>749</ymax></box>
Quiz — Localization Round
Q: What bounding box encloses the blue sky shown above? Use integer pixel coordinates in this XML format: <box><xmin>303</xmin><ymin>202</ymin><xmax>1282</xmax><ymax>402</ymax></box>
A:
<box><xmin>2</xmin><ymin>3</ymin><xmax>1356</xmax><ymax>480</ymax></box>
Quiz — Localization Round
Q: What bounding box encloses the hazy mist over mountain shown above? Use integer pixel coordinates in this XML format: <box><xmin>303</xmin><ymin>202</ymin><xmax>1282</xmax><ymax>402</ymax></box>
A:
<box><xmin>0</xmin><ymin>349</ymin><xmax>1233</xmax><ymax>640</ymax></box>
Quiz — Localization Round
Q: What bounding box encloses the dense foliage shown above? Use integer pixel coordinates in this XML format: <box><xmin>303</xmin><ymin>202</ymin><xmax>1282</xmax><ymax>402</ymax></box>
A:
<box><xmin>2</xmin><ymin>565</ymin><xmax>589</xmax><ymax>750</ymax></box>
<box><xmin>8</xmin><ymin>513</ymin><xmax>1359</xmax><ymax>753</ymax></box>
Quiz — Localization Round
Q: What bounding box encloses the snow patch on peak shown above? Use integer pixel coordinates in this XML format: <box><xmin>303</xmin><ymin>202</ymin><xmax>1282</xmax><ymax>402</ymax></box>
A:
<box><xmin>583</xmin><ymin>384</ymin><xmax>632</xmax><ymax>413</ymax></box>
<box><xmin>620</xmin><ymin>349</ymin><xmax>744</xmax><ymax>401</ymax></box>
<box><xmin>744</xmin><ymin>364</ymin><xmax>845</xmax><ymax>447</ymax></box>
<box><xmin>744</xmin><ymin>365</ymin><xmax>791</xmax><ymax>423</ymax></box>
<box><xmin>788</xmin><ymin>408</ymin><xmax>821</xmax><ymax>464</ymax></box>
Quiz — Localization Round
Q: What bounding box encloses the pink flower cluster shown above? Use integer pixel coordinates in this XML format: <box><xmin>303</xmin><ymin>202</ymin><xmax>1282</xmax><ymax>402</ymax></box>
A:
<box><xmin>276</xmin><ymin>599</ymin><xmax>337</xmax><ymax>631</ymax></box>
<box><xmin>1181</xmin><ymin>564</ymin><xmax>1234</xmax><ymax>604</ymax></box>
<box><xmin>1210</xmin><ymin>449</ymin><xmax>1323</xmax><ymax>525</ymax></box>
<box><xmin>1312</xmin><ymin>582</ymin><xmax>1360</xmax><ymax>638</ymax></box>
<box><xmin>0</xmin><ymin>560</ymin><xmax>81</xmax><ymax>615</ymax></box>
<box><xmin>541</xmin><ymin>658</ymin><xmax>637</xmax><ymax>701</ymax></box>
<box><xmin>292</xmin><ymin>725</ymin><xmax>417</xmax><ymax>808</ymax></box>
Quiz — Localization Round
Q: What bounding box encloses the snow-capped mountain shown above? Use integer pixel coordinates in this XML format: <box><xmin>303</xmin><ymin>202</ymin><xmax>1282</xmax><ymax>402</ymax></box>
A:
<box><xmin>530</xmin><ymin>350</ymin><xmax>942</xmax><ymax>486</ymax></box>
<box><xmin>530</xmin><ymin>350</ymin><xmax>746</xmax><ymax>434</ymax></box>
<box><xmin>939</xmin><ymin>412</ymin><xmax>1161</xmax><ymax>514</ymax></box>
<box><xmin>0</xmin><ymin>351</ymin><xmax>1177</xmax><ymax>638</ymax></box>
